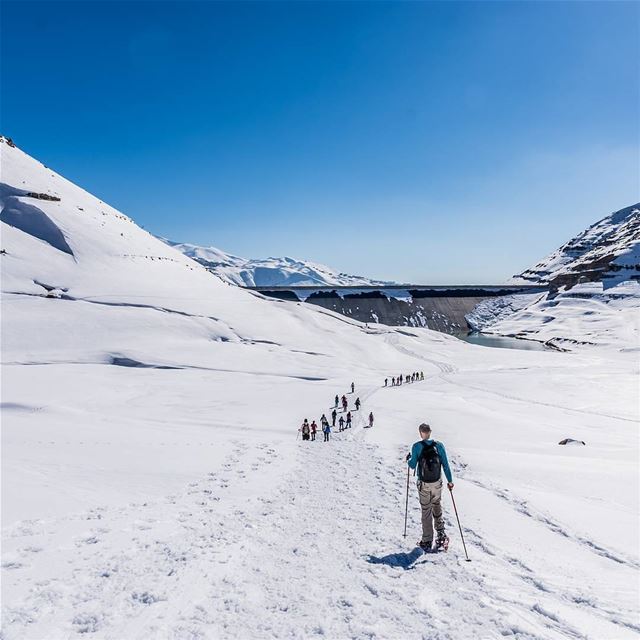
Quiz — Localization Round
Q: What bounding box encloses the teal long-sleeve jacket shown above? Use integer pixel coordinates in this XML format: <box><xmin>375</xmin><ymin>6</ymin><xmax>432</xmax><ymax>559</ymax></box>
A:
<box><xmin>408</xmin><ymin>439</ymin><xmax>453</xmax><ymax>483</ymax></box>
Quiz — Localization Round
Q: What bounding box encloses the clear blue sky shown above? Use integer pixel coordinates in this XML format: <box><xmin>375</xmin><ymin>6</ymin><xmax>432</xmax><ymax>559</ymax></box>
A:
<box><xmin>2</xmin><ymin>1</ymin><xmax>638</xmax><ymax>283</ymax></box>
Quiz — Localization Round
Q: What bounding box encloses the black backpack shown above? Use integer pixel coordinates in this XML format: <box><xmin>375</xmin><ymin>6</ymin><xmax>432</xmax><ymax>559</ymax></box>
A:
<box><xmin>418</xmin><ymin>441</ymin><xmax>441</xmax><ymax>482</ymax></box>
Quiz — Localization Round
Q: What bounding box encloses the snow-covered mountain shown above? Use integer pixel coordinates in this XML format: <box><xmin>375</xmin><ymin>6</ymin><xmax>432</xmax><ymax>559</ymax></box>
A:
<box><xmin>514</xmin><ymin>203</ymin><xmax>640</xmax><ymax>289</ymax></box>
<box><xmin>468</xmin><ymin>203</ymin><xmax>640</xmax><ymax>347</ymax></box>
<box><xmin>164</xmin><ymin>239</ymin><xmax>394</xmax><ymax>287</ymax></box>
<box><xmin>2</xmin><ymin>137</ymin><xmax>638</xmax><ymax>639</ymax></box>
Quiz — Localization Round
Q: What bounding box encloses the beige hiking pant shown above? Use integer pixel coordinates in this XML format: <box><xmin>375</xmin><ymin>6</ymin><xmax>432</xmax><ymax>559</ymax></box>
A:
<box><xmin>417</xmin><ymin>479</ymin><xmax>444</xmax><ymax>543</ymax></box>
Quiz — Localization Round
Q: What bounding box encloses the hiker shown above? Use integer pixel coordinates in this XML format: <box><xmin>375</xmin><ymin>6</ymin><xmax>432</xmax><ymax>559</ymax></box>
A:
<box><xmin>331</xmin><ymin>409</ymin><xmax>337</xmax><ymax>426</ymax></box>
<box><xmin>420</xmin><ymin>371</ymin><xmax>424</xmax><ymax>381</ymax></box>
<box><xmin>368</xmin><ymin>412</ymin><xmax>374</xmax><ymax>428</ymax></box>
<box><xmin>355</xmin><ymin>397</ymin><xmax>361</xmax><ymax>411</ymax></box>
<box><xmin>310</xmin><ymin>420</ymin><xmax>317</xmax><ymax>441</ymax></box>
<box><xmin>338</xmin><ymin>415</ymin><xmax>345</xmax><ymax>431</ymax></box>
<box><xmin>334</xmin><ymin>395</ymin><xmax>339</xmax><ymax>408</ymax></box>
<box><xmin>323</xmin><ymin>421</ymin><xmax>331</xmax><ymax>442</ymax></box>
<box><xmin>346</xmin><ymin>411</ymin><xmax>352</xmax><ymax>428</ymax></box>
<box><xmin>406</xmin><ymin>423</ymin><xmax>453</xmax><ymax>552</ymax></box>
<box><xmin>301</xmin><ymin>420</ymin><xmax>310</xmax><ymax>441</ymax></box>
<box><xmin>385</xmin><ymin>378</ymin><xmax>388</xmax><ymax>387</ymax></box>
<box><xmin>320</xmin><ymin>413</ymin><xmax>328</xmax><ymax>429</ymax></box>
<box><xmin>342</xmin><ymin>396</ymin><xmax>348</xmax><ymax>412</ymax></box>
<box><xmin>351</xmin><ymin>382</ymin><xmax>355</xmax><ymax>393</ymax></box>
<box><xmin>392</xmin><ymin>377</ymin><xmax>395</xmax><ymax>386</ymax></box>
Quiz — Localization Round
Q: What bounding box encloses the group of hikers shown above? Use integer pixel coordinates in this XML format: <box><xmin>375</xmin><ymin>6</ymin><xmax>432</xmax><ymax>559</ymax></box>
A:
<box><xmin>385</xmin><ymin>371</ymin><xmax>424</xmax><ymax>387</ymax></box>
<box><xmin>298</xmin><ymin>382</ymin><xmax>375</xmax><ymax>442</ymax></box>
<box><xmin>297</xmin><ymin>377</ymin><xmax>459</xmax><ymax>553</ymax></box>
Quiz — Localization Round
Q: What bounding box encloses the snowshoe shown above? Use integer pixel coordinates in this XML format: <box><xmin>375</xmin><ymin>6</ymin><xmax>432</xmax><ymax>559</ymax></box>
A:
<box><xmin>435</xmin><ymin>534</ymin><xmax>449</xmax><ymax>552</ymax></box>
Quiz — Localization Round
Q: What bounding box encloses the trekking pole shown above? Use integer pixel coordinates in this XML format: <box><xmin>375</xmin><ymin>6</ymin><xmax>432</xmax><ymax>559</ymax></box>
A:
<box><xmin>448</xmin><ymin>486</ymin><xmax>471</xmax><ymax>562</ymax></box>
<box><xmin>402</xmin><ymin>464</ymin><xmax>410</xmax><ymax>538</ymax></box>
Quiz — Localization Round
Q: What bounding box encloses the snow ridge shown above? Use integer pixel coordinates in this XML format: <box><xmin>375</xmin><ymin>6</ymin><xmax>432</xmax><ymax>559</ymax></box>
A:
<box><xmin>514</xmin><ymin>203</ymin><xmax>640</xmax><ymax>289</ymax></box>
<box><xmin>164</xmin><ymin>239</ymin><xmax>395</xmax><ymax>288</ymax></box>
<box><xmin>465</xmin><ymin>203</ymin><xmax>640</xmax><ymax>348</ymax></box>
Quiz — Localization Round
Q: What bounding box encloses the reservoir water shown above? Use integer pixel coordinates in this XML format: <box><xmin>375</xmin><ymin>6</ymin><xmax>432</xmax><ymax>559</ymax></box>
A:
<box><xmin>458</xmin><ymin>332</ymin><xmax>549</xmax><ymax>351</ymax></box>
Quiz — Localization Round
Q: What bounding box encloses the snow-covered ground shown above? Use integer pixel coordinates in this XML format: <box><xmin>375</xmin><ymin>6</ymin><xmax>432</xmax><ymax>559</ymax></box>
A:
<box><xmin>467</xmin><ymin>203</ymin><xmax>640</xmax><ymax>348</ymax></box>
<box><xmin>2</xmin><ymin>138</ymin><xmax>639</xmax><ymax>639</ymax></box>
<box><xmin>164</xmin><ymin>239</ymin><xmax>393</xmax><ymax>288</ymax></box>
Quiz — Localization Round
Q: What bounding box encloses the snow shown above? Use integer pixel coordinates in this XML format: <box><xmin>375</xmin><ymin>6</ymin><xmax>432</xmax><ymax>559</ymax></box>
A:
<box><xmin>513</xmin><ymin>203</ymin><xmax>640</xmax><ymax>288</ymax></box>
<box><xmin>467</xmin><ymin>203</ymin><xmax>640</xmax><ymax>348</ymax></box>
<box><xmin>164</xmin><ymin>239</ymin><xmax>394</xmax><ymax>288</ymax></box>
<box><xmin>2</xmin><ymin>137</ymin><xmax>639</xmax><ymax>639</ymax></box>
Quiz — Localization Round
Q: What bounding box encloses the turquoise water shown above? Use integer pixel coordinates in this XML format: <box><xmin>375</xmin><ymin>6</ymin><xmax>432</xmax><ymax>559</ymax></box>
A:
<box><xmin>459</xmin><ymin>332</ymin><xmax>549</xmax><ymax>351</ymax></box>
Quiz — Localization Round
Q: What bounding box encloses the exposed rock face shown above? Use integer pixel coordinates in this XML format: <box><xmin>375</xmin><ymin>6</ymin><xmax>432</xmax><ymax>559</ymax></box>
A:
<box><xmin>467</xmin><ymin>203</ymin><xmax>640</xmax><ymax>348</ymax></box>
<box><xmin>257</xmin><ymin>288</ymin><xmax>539</xmax><ymax>334</ymax></box>
<box><xmin>25</xmin><ymin>192</ymin><xmax>61</xmax><ymax>202</ymax></box>
<box><xmin>515</xmin><ymin>204</ymin><xmax>640</xmax><ymax>291</ymax></box>
<box><xmin>308</xmin><ymin>292</ymin><xmax>488</xmax><ymax>333</ymax></box>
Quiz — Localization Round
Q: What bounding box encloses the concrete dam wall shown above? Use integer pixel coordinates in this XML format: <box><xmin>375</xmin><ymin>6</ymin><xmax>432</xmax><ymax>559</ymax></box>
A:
<box><xmin>248</xmin><ymin>286</ymin><xmax>546</xmax><ymax>334</ymax></box>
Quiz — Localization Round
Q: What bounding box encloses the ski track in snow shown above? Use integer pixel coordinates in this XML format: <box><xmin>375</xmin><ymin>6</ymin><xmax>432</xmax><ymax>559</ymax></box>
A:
<box><xmin>2</xmin><ymin>383</ymin><xmax>637</xmax><ymax>639</ymax></box>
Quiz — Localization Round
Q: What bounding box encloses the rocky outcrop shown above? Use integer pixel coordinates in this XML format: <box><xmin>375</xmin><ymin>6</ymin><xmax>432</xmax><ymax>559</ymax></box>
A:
<box><xmin>256</xmin><ymin>287</ymin><xmax>540</xmax><ymax>334</ymax></box>
<box><xmin>24</xmin><ymin>192</ymin><xmax>61</xmax><ymax>202</ymax></box>
<box><xmin>515</xmin><ymin>204</ymin><xmax>640</xmax><ymax>291</ymax></box>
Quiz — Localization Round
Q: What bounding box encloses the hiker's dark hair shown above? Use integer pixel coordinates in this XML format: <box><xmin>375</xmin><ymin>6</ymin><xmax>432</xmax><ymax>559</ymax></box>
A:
<box><xmin>419</xmin><ymin>423</ymin><xmax>432</xmax><ymax>433</ymax></box>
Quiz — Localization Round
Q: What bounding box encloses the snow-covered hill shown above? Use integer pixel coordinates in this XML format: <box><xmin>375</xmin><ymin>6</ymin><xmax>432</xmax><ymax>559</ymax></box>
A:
<box><xmin>2</xmin><ymin>137</ymin><xmax>638</xmax><ymax>639</ymax></box>
<box><xmin>514</xmin><ymin>203</ymin><xmax>640</xmax><ymax>289</ymax></box>
<box><xmin>165</xmin><ymin>239</ymin><xmax>393</xmax><ymax>287</ymax></box>
<box><xmin>467</xmin><ymin>204</ymin><xmax>640</xmax><ymax>348</ymax></box>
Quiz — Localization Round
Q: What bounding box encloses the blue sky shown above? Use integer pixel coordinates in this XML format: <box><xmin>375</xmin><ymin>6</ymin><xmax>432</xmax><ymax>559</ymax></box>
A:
<box><xmin>2</xmin><ymin>1</ymin><xmax>638</xmax><ymax>283</ymax></box>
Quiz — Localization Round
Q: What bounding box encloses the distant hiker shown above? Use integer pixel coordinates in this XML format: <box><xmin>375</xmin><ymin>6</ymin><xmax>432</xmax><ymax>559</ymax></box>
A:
<box><xmin>392</xmin><ymin>377</ymin><xmax>396</xmax><ymax>386</ymax></box>
<box><xmin>368</xmin><ymin>412</ymin><xmax>374</xmax><ymax>428</ymax></box>
<box><xmin>335</xmin><ymin>395</ymin><xmax>339</xmax><ymax>408</ymax></box>
<box><xmin>331</xmin><ymin>409</ymin><xmax>337</xmax><ymax>426</ymax></box>
<box><xmin>406</xmin><ymin>423</ymin><xmax>453</xmax><ymax>552</ymax></box>
<box><xmin>323</xmin><ymin>422</ymin><xmax>331</xmax><ymax>442</ymax></box>
<box><xmin>355</xmin><ymin>397</ymin><xmax>361</xmax><ymax>411</ymax></box>
<box><xmin>385</xmin><ymin>378</ymin><xmax>388</xmax><ymax>387</ymax></box>
<box><xmin>339</xmin><ymin>416</ymin><xmax>345</xmax><ymax>431</ymax></box>
<box><xmin>351</xmin><ymin>382</ymin><xmax>355</xmax><ymax>393</ymax></box>
<box><xmin>346</xmin><ymin>411</ymin><xmax>352</xmax><ymax>428</ymax></box>
<box><xmin>342</xmin><ymin>396</ymin><xmax>348</xmax><ymax>412</ymax></box>
<box><xmin>399</xmin><ymin>374</ymin><xmax>403</xmax><ymax>385</ymax></box>
<box><xmin>320</xmin><ymin>413</ymin><xmax>328</xmax><ymax>428</ymax></box>
<box><xmin>310</xmin><ymin>420</ymin><xmax>317</xmax><ymax>441</ymax></box>
<box><xmin>301</xmin><ymin>420</ymin><xmax>310</xmax><ymax>441</ymax></box>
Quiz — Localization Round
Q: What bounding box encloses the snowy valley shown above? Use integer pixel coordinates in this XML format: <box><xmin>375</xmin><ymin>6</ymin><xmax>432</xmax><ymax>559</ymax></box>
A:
<box><xmin>1</xmin><ymin>137</ymin><xmax>639</xmax><ymax>640</ymax></box>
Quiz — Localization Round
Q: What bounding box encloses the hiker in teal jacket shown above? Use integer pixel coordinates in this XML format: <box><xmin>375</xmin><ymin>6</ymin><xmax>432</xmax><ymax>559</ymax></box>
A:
<box><xmin>406</xmin><ymin>423</ymin><xmax>454</xmax><ymax>551</ymax></box>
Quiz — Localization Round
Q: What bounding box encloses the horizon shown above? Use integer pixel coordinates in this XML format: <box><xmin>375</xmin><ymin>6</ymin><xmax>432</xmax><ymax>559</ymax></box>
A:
<box><xmin>2</xmin><ymin>0</ymin><xmax>639</xmax><ymax>284</ymax></box>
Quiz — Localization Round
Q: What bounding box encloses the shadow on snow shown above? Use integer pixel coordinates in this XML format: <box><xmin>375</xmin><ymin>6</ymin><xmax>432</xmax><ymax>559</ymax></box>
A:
<box><xmin>366</xmin><ymin>548</ymin><xmax>425</xmax><ymax>570</ymax></box>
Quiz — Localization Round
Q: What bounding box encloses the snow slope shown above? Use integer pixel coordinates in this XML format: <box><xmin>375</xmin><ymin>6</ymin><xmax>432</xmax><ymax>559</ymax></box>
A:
<box><xmin>514</xmin><ymin>204</ymin><xmax>640</xmax><ymax>289</ymax></box>
<box><xmin>467</xmin><ymin>204</ymin><xmax>640</xmax><ymax>348</ymax></box>
<box><xmin>164</xmin><ymin>239</ymin><xmax>394</xmax><ymax>288</ymax></box>
<box><xmin>2</xmin><ymin>137</ymin><xmax>638</xmax><ymax>639</ymax></box>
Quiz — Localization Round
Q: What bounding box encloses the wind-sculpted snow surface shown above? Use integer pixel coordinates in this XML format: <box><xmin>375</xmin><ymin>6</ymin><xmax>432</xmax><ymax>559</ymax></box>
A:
<box><xmin>1</xmin><ymin>137</ymin><xmax>638</xmax><ymax>639</ymax></box>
